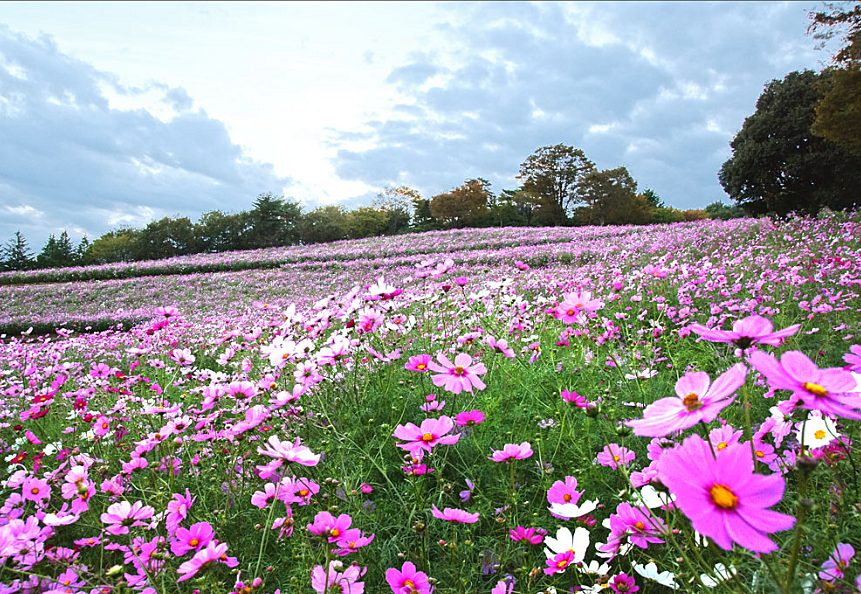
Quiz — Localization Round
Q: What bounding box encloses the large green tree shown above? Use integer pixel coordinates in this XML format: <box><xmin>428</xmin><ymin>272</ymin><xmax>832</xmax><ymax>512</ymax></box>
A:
<box><xmin>578</xmin><ymin>167</ymin><xmax>651</xmax><ymax>226</ymax></box>
<box><xmin>247</xmin><ymin>192</ymin><xmax>302</xmax><ymax>248</ymax></box>
<box><xmin>429</xmin><ymin>179</ymin><xmax>490</xmax><ymax>228</ymax></box>
<box><xmin>719</xmin><ymin>70</ymin><xmax>861</xmax><ymax>215</ymax></box>
<box><xmin>297</xmin><ymin>205</ymin><xmax>348</xmax><ymax>244</ymax></box>
<box><xmin>517</xmin><ymin>144</ymin><xmax>595</xmax><ymax>225</ymax></box>
<box><xmin>808</xmin><ymin>3</ymin><xmax>861</xmax><ymax>155</ymax></box>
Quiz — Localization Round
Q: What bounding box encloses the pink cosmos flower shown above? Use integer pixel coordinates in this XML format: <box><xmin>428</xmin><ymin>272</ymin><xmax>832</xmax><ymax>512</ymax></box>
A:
<box><xmin>251</xmin><ymin>483</ymin><xmax>287</xmax><ymax>509</ymax></box>
<box><xmin>307</xmin><ymin>511</ymin><xmax>353</xmax><ymax>543</ymax></box>
<box><xmin>555</xmin><ymin>291</ymin><xmax>604</xmax><ymax>324</ymax></box>
<box><xmin>609</xmin><ymin>573</ymin><xmax>639</xmax><ymax>593</ymax></box>
<box><xmin>454</xmin><ymin>409</ymin><xmax>485</xmax><ymax>426</ymax></box>
<box><xmin>597</xmin><ymin>444</ymin><xmax>635</xmax><ymax>469</ymax></box>
<box><xmin>543</xmin><ymin>550</ymin><xmax>576</xmax><ymax>575</ymax></box>
<box><xmin>386</xmin><ymin>561</ymin><xmax>432</xmax><ymax>594</ymax></box>
<box><xmin>509</xmin><ymin>526</ymin><xmax>547</xmax><ymax>544</ymax></box>
<box><xmin>489</xmin><ymin>442</ymin><xmax>533</xmax><ymax>462</ymax></box>
<box><xmin>748</xmin><ymin>350</ymin><xmax>861</xmax><ymax>419</ymax></box>
<box><xmin>426</xmin><ymin>353</ymin><xmax>487</xmax><ymax>395</ymax></box>
<box><xmin>177</xmin><ymin>540</ymin><xmax>236</xmax><ymax>582</ymax></box>
<box><xmin>844</xmin><ymin>345</ymin><xmax>861</xmax><ymax>372</ymax></box>
<box><xmin>710</xmin><ymin>424</ymin><xmax>743</xmax><ymax>452</ymax></box>
<box><xmin>561</xmin><ymin>389</ymin><xmax>587</xmax><ymax>407</ymax></box>
<box><xmin>657</xmin><ymin>434</ymin><xmax>794</xmax><ymax>553</ymax></box>
<box><xmin>485</xmin><ymin>336</ymin><xmax>516</xmax><ymax>358</ymax></box>
<box><xmin>820</xmin><ymin>543</ymin><xmax>854</xmax><ymax>581</ymax></box>
<box><xmin>170</xmin><ymin>521</ymin><xmax>214</xmax><ymax>556</ymax></box>
<box><xmin>597</xmin><ymin>502</ymin><xmax>667</xmax><ymax>558</ymax></box>
<box><xmin>405</xmin><ymin>354</ymin><xmax>433</xmax><ymax>372</ymax></box>
<box><xmin>166</xmin><ymin>489</ymin><xmax>196</xmax><ymax>535</ymax></box>
<box><xmin>257</xmin><ymin>436</ymin><xmax>321</xmax><ymax>466</ymax></box>
<box><xmin>22</xmin><ymin>478</ymin><xmax>51</xmax><ymax>503</ymax></box>
<box><xmin>100</xmin><ymin>500</ymin><xmax>155</xmax><ymax>535</ymax></box>
<box><xmin>626</xmin><ymin>363</ymin><xmax>747</xmax><ymax>437</ymax></box>
<box><xmin>311</xmin><ymin>561</ymin><xmax>366</xmax><ymax>593</ymax></box>
<box><xmin>332</xmin><ymin>529</ymin><xmax>375</xmax><ymax>556</ymax></box>
<box><xmin>431</xmin><ymin>505</ymin><xmax>479</xmax><ymax>523</ymax></box>
<box><xmin>689</xmin><ymin>315</ymin><xmax>800</xmax><ymax>350</ymax></box>
<box><xmin>392</xmin><ymin>416</ymin><xmax>460</xmax><ymax>455</ymax></box>
<box><xmin>546</xmin><ymin>475</ymin><xmax>599</xmax><ymax>519</ymax></box>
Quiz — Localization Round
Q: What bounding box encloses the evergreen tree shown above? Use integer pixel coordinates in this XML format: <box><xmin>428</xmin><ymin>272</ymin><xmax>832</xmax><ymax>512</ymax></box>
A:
<box><xmin>1</xmin><ymin>231</ymin><xmax>34</xmax><ymax>271</ymax></box>
<box><xmin>76</xmin><ymin>235</ymin><xmax>91</xmax><ymax>263</ymax></box>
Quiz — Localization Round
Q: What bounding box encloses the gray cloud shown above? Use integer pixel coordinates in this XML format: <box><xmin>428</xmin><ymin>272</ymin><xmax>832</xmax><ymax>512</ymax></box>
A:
<box><xmin>330</xmin><ymin>2</ymin><xmax>834</xmax><ymax>208</ymax></box>
<box><xmin>0</xmin><ymin>25</ymin><xmax>291</xmax><ymax>248</ymax></box>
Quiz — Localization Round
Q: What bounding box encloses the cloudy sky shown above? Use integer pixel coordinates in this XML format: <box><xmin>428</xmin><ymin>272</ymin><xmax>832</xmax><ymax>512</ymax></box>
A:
<box><xmin>0</xmin><ymin>1</ymin><xmax>838</xmax><ymax>247</ymax></box>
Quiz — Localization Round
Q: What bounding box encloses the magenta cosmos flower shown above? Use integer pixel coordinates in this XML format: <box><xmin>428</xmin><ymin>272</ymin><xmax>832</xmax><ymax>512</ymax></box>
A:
<box><xmin>386</xmin><ymin>561</ymin><xmax>432</xmax><ymax>594</ymax></box>
<box><xmin>689</xmin><ymin>315</ymin><xmax>800</xmax><ymax>350</ymax></box>
<box><xmin>177</xmin><ymin>540</ymin><xmax>236</xmax><ymax>582</ymax></box>
<box><xmin>748</xmin><ymin>350</ymin><xmax>861</xmax><ymax>419</ymax></box>
<box><xmin>100</xmin><ymin>500</ymin><xmax>155</xmax><ymax>535</ymax></box>
<box><xmin>489</xmin><ymin>442</ymin><xmax>533</xmax><ymax>462</ymax></box>
<box><xmin>509</xmin><ymin>526</ymin><xmax>546</xmax><ymax>544</ymax></box>
<box><xmin>405</xmin><ymin>354</ymin><xmax>433</xmax><ymax>372</ymax></box>
<box><xmin>597</xmin><ymin>444</ymin><xmax>635</xmax><ymax>469</ymax></box>
<box><xmin>555</xmin><ymin>291</ymin><xmax>604</xmax><ymax>324</ymax></box>
<box><xmin>426</xmin><ymin>353</ymin><xmax>487</xmax><ymax>394</ymax></box>
<box><xmin>431</xmin><ymin>505</ymin><xmax>479</xmax><ymax>523</ymax></box>
<box><xmin>393</xmin><ymin>416</ymin><xmax>460</xmax><ymax>455</ymax></box>
<box><xmin>658</xmin><ymin>434</ymin><xmax>794</xmax><ymax>553</ymax></box>
<box><xmin>626</xmin><ymin>363</ymin><xmax>747</xmax><ymax>437</ymax></box>
<box><xmin>307</xmin><ymin>511</ymin><xmax>353</xmax><ymax>543</ymax></box>
<box><xmin>311</xmin><ymin>561</ymin><xmax>365</xmax><ymax>594</ymax></box>
<box><xmin>454</xmin><ymin>409</ymin><xmax>485</xmax><ymax>426</ymax></box>
<box><xmin>820</xmin><ymin>543</ymin><xmax>854</xmax><ymax>581</ymax></box>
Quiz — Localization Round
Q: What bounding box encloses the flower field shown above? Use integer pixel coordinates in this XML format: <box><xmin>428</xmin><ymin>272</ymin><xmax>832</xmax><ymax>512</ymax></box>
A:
<box><xmin>1</xmin><ymin>213</ymin><xmax>861</xmax><ymax>594</ymax></box>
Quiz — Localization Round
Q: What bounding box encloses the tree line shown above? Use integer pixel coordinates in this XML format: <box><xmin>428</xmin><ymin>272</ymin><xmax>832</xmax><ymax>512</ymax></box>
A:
<box><xmin>10</xmin><ymin>4</ymin><xmax>854</xmax><ymax>272</ymax></box>
<box><xmin>1</xmin><ymin>152</ymin><xmax>743</xmax><ymax>271</ymax></box>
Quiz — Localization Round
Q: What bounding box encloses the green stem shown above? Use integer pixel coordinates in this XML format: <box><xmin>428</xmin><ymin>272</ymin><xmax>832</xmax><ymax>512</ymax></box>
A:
<box><xmin>783</xmin><ymin>464</ymin><xmax>810</xmax><ymax>594</ymax></box>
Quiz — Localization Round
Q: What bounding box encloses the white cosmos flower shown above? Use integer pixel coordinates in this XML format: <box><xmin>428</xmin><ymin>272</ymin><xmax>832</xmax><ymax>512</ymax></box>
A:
<box><xmin>548</xmin><ymin>498</ymin><xmax>599</xmax><ymax>519</ymax></box>
<box><xmin>797</xmin><ymin>412</ymin><xmax>840</xmax><ymax>449</ymax></box>
<box><xmin>700</xmin><ymin>563</ymin><xmax>737</xmax><ymax>588</ymax></box>
<box><xmin>543</xmin><ymin>526</ymin><xmax>590</xmax><ymax>563</ymax></box>
<box><xmin>578</xmin><ymin>559</ymin><xmax>611</xmax><ymax>576</ymax></box>
<box><xmin>634</xmin><ymin>485</ymin><xmax>676</xmax><ymax>509</ymax></box>
<box><xmin>634</xmin><ymin>562</ymin><xmax>678</xmax><ymax>589</ymax></box>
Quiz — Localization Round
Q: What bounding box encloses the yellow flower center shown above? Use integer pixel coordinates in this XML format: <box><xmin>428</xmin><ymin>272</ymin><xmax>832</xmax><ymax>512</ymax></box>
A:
<box><xmin>330</xmin><ymin>528</ymin><xmax>340</xmax><ymax>537</ymax></box>
<box><xmin>717</xmin><ymin>442</ymin><xmax>728</xmax><ymax>450</ymax></box>
<box><xmin>634</xmin><ymin>521</ymin><xmax>645</xmax><ymax>530</ymax></box>
<box><xmin>756</xmin><ymin>450</ymin><xmax>765</xmax><ymax>458</ymax></box>
<box><xmin>189</xmin><ymin>538</ymin><xmax>199</xmax><ymax>546</ymax></box>
<box><xmin>563</xmin><ymin>493</ymin><xmax>572</xmax><ymax>502</ymax></box>
<box><xmin>613</xmin><ymin>455</ymin><xmax>621</xmax><ymax>461</ymax></box>
<box><xmin>30</xmin><ymin>487</ymin><xmax>39</xmax><ymax>495</ymax></box>
<box><xmin>421</xmin><ymin>433</ymin><xmax>434</xmax><ymax>442</ymax></box>
<box><xmin>416</xmin><ymin>364</ymin><xmax>426</xmax><ymax>370</ymax></box>
<box><xmin>814</xmin><ymin>429</ymin><xmax>826</xmax><ymax>440</ymax></box>
<box><xmin>682</xmin><ymin>392</ymin><xmax>703</xmax><ymax>411</ymax></box>
<box><xmin>453</xmin><ymin>366</ymin><xmax>466</xmax><ymax>376</ymax></box>
<box><xmin>557</xmin><ymin>559</ymin><xmax>569</xmax><ymax>569</ymax></box>
<box><xmin>299</xmin><ymin>489</ymin><xmax>309</xmax><ymax>497</ymax></box>
<box><xmin>709</xmin><ymin>483</ymin><xmax>739</xmax><ymax>509</ymax></box>
<box><xmin>282</xmin><ymin>353</ymin><xmax>289</xmax><ymax>360</ymax></box>
<box><xmin>567</xmin><ymin>309</ymin><xmax>576</xmax><ymax>316</ymax></box>
<box><xmin>803</xmin><ymin>382</ymin><xmax>828</xmax><ymax>397</ymax></box>
<box><xmin>404</xmin><ymin>580</ymin><xmax>415</xmax><ymax>589</ymax></box>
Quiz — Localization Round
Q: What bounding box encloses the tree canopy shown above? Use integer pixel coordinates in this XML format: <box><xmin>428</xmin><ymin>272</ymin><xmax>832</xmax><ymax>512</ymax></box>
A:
<box><xmin>517</xmin><ymin>144</ymin><xmax>595</xmax><ymax>225</ymax></box>
<box><xmin>719</xmin><ymin>70</ymin><xmax>861</xmax><ymax>215</ymax></box>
